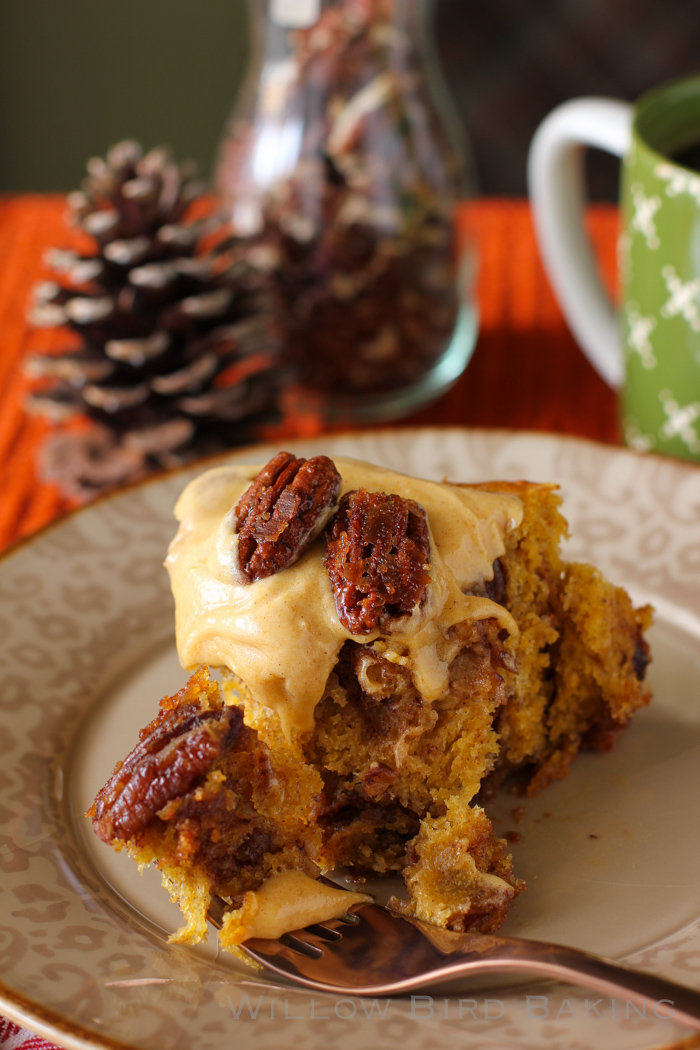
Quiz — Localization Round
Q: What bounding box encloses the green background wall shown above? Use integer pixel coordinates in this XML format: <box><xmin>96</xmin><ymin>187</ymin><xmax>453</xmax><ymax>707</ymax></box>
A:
<box><xmin>0</xmin><ymin>0</ymin><xmax>249</xmax><ymax>191</ymax></box>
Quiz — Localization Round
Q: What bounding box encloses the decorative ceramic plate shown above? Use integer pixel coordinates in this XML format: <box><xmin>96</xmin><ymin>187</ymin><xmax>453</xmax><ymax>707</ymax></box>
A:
<box><xmin>1</xmin><ymin>429</ymin><xmax>700</xmax><ymax>1050</ymax></box>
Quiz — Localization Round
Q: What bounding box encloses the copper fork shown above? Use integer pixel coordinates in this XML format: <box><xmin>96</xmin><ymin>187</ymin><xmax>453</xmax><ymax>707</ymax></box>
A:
<box><xmin>208</xmin><ymin>896</ymin><xmax>700</xmax><ymax>1031</ymax></box>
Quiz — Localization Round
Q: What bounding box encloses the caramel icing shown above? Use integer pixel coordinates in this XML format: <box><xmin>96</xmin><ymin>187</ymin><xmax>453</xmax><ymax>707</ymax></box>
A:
<box><xmin>221</xmin><ymin>871</ymin><xmax>371</xmax><ymax>944</ymax></box>
<box><xmin>166</xmin><ymin>457</ymin><xmax>523</xmax><ymax>739</ymax></box>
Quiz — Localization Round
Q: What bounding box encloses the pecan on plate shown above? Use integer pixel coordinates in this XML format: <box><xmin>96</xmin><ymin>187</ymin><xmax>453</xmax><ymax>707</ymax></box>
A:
<box><xmin>324</xmin><ymin>489</ymin><xmax>431</xmax><ymax>635</ymax></box>
<box><xmin>90</xmin><ymin>698</ymin><xmax>243</xmax><ymax>844</ymax></box>
<box><xmin>233</xmin><ymin>450</ymin><xmax>341</xmax><ymax>583</ymax></box>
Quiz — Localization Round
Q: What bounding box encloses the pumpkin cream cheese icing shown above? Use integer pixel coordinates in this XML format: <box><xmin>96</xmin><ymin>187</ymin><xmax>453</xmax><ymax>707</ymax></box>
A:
<box><xmin>166</xmin><ymin>457</ymin><xmax>524</xmax><ymax>741</ymax></box>
<box><xmin>219</xmin><ymin>871</ymin><xmax>371</xmax><ymax>944</ymax></box>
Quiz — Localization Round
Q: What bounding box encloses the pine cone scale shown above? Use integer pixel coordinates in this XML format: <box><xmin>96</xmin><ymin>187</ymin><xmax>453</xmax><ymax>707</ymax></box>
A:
<box><xmin>26</xmin><ymin>140</ymin><xmax>282</xmax><ymax>499</ymax></box>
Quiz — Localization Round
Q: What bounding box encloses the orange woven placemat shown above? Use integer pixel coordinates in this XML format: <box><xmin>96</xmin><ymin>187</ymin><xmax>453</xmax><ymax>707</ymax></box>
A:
<box><xmin>0</xmin><ymin>195</ymin><xmax>619</xmax><ymax>554</ymax></box>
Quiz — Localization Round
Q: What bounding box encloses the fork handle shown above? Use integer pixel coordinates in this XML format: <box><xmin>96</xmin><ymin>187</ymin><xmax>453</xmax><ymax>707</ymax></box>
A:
<box><xmin>445</xmin><ymin>936</ymin><xmax>700</xmax><ymax>1032</ymax></box>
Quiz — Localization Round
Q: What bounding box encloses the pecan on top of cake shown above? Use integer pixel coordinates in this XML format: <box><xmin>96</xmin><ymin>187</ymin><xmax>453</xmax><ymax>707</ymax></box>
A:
<box><xmin>324</xmin><ymin>489</ymin><xmax>431</xmax><ymax>635</ymax></box>
<box><xmin>232</xmin><ymin>451</ymin><xmax>341</xmax><ymax>584</ymax></box>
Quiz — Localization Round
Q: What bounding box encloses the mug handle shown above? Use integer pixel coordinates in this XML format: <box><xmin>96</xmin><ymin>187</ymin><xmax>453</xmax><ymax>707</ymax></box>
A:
<box><xmin>527</xmin><ymin>97</ymin><xmax>633</xmax><ymax>389</ymax></box>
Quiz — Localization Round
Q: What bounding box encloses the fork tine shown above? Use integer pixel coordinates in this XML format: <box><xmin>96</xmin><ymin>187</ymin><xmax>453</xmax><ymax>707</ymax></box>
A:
<box><xmin>303</xmin><ymin>923</ymin><xmax>342</xmax><ymax>941</ymax></box>
<box><xmin>206</xmin><ymin>895</ymin><xmax>227</xmax><ymax>931</ymax></box>
<box><xmin>275</xmin><ymin>916</ymin><xmax>353</xmax><ymax>953</ymax></box>
<box><xmin>278</xmin><ymin>933</ymin><xmax>323</xmax><ymax>958</ymax></box>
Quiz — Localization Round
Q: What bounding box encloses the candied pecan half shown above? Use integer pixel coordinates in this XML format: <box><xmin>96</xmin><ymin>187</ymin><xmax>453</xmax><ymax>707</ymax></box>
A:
<box><xmin>233</xmin><ymin>450</ymin><xmax>341</xmax><ymax>583</ymax></box>
<box><xmin>324</xmin><ymin>489</ymin><xmax>431</xmax><ymax>634</ymax></box>
<box><xmin>90</xmin><ymin>701</ymin><xmax>243</xmax><ymax>844</ymax></box>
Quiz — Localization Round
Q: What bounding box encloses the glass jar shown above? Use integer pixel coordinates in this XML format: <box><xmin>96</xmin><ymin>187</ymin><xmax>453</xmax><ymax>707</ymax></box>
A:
<box><xmin>215</xmin><ymin>0</ymin><xmax>477</xmax><ymax>422</ymax></box>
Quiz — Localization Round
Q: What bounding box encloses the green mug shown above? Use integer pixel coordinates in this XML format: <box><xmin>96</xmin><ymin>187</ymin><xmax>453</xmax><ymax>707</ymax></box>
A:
<box><xmin>529</xmin><ymin>75</ymin><xmax>700</xmax><ymax>463</ymax></box>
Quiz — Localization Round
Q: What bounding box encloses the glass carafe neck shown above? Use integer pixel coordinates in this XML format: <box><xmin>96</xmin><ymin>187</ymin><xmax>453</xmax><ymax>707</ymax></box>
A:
<box><xmin>247</xmin><ymin>0</ymin><xmax>428</xmax><ymax>63</ymax></box>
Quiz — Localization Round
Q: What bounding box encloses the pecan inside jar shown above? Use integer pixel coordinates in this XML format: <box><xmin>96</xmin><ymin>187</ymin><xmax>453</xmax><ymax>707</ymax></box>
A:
<box><xmin>232</xmin><ymin>451</ymin><xmax>342</xmax><ymax>584</ymax></box>
<box><xmin>324</xmin><ymin>488</ymin><xmax>431</xmax><ymax>635</ymax></box>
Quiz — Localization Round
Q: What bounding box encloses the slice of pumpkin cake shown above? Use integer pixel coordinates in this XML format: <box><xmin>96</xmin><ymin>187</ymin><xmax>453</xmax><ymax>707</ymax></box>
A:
<box><xmin>90</xmin><ymin>451</ymin><xmax>651</xmax><ymax>949</ymax></box>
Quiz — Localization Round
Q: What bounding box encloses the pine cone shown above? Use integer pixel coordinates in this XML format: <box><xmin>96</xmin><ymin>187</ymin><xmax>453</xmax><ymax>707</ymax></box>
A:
<box><xmin>26</xmin><ymin>141</ymin><xmax>282</xmax><ymax>500</ymax></box>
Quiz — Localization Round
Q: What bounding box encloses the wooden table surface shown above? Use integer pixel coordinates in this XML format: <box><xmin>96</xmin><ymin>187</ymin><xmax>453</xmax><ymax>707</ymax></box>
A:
<box><xmin>0</xmin><ymin>195</ymin><xmax>619</xmax><ymax>555</ymax></box>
